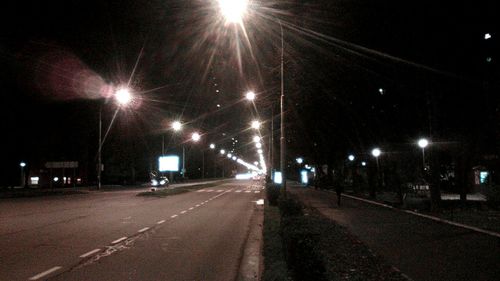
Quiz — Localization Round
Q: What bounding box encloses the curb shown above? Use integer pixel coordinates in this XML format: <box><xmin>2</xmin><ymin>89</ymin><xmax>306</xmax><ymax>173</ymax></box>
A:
<box><xmin>237</xmin><ymin>202</ymin><xmax>264</xmax><ymax>281</ymax></box>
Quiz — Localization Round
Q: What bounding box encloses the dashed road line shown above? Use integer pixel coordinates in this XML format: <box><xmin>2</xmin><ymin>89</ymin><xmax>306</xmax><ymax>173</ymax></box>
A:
<box><xmin>189</xmin><ymin>207</ymin><xmax>194</xmax><ymax>210</ymax></box>
<box><xmin>111</xmin><ymin>237</ymin><xmax>127</xmax><ymax>244</ymax></box>
<box><xmin>180</xmin><ymin>210</ymin><xmax>187</xmax><ymax>214</ymax></box>
<box><xmin>79</xmin><ymin>249</ymin><xmax>101</xmax><ymax>258</ymax></box>
<box><xmin>254</xmin><ymin>191</ymin><xmax>260</xmax><ymax>193</ymax></box>
<box><xmin>171</xmin><ymin>214</ymin><xmax>178</xmax><ymax>218</ymax></box>
<box><xmin>29</xmin><ymin>266</ymin><xmax>62</xmax><ymax>280</ymax></box>
<box><xmin>196</xmin><ymin>204</ymin><xmax>200</xmax><ymax>207</ymax></box>
<box><xmin>235</xmin><ymin>190</ymin><xmax>242</xmax><ymax>193</ymax></box>
<box><xmin>217</xmin><ymin>190</ymin><xmax>224</xmax><ymax>192</ymax></box>
<box><xmin>245</xmin><ymin>190</ymin><xmax>251</xmax><ymax>193</ymax></box>
<box><xmin>138</xmin><ymin>227</ymin><xmax>150</xmax><ymax>233</ymax></box>
<box><xmin>157</xmin><ymin>220</ymin><xmax>166</xmax><ymax>224</ymax></box>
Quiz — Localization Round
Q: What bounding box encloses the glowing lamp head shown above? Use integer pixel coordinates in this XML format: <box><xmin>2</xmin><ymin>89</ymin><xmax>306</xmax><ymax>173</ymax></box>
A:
<box><xmin>232</xmin><ymin>156</ymin><xmax>237</xmax><ymax>160</ymax></box>
<box><xmin>246</xmin><ymin>91</ymin><xmax>255</xmax><ymax>101</ymax></box>
<box><xmin>253</xmin><ymin>136</ymin><xmax>260</xmax><ymax>143</ymax></box>
<box><xmin>191</xmin><ymin>132</ymin><xmax>201</xmax><ymax>142</ymax></box>
<box><xmin>209</xmin><ymin>143</ymin><xmax>216</xmax><ymax>149</ymax></box>
<box><xmin>362</xmin><ymin>161</ymin><xmax>367</xmax><ymax>166</ymax></box>
<box><xmin>220</xmin><ymin>149</ymin><xmax>226</xmax><ymax>155</ymax></box>
<box><xmin>217</xmin><ymin>0</ymin><xmax>248</xmax><ymax>23</ymax></box>
<box><xmin>115</xmin><ymin>88</ymin><xmax>133</xmax><ymax>105</ymax></box>
<box><xmin>20</xmin><ymin>162</ymin><xmax>26</xmax><ymax>167</ymax></box>
<box><xmin>296</xmin><ymin>157</ymin><xmax>303</xmax><ymax>164</ymax></box>
<box><xmin>418</xmin><ymin>138</ymin><xmax>429</xmax><ymax>149</ymax></box>
<box><xmin>172</xmin><ymin>121</ymin><xmax>182</xmax><ymax>131</ymax></box>
<box><xmin>251</xmin><ymin>120</ymin><xmax>261</xmax><ymax>130</ymax></box>
<box><xmin>255</xmin><ymin>143</ymin><xmax>262</xmax><ymax>149</ymax></box>
<box><xmin>371</xmin><ymin>148</ymin><xmax>381</xmax><ymax>158</ymax></box>
<box><xmin>348</xmin><ymin>155</ymin><xmax>355</xmax><ymax>161</ymax></box>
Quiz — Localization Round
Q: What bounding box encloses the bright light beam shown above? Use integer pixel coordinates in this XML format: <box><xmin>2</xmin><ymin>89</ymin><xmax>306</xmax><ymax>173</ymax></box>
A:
<box><xmin>217</xmin><ymin>0</ymin><xmax>248</xmax><ymax>23</ymax></box>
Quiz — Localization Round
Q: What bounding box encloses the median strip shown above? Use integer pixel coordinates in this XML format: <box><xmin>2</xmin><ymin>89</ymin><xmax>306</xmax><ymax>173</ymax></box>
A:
<box><xmin>29</xmin><ymin>266</ymin><xmax>62</xmax><ymax>280</ymax></box>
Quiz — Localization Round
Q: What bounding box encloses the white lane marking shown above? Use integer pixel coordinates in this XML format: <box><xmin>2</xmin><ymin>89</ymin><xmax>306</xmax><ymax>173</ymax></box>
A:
<box><xmin>180</xmin><ymin>210</ymin><xmax>187</xmax><ymax>214</ymax></box>
<box><xmin>196</xmin><ymin>204</ymin><xmax>200</xmax><ymax>207</ymax></box>
<box><xmin>157</xmin><ymin>220</ymin><xmax>166</xmax><ymax>224</ymax></box>
<box><xmin>79</xmin><ymin>248</ymin><xmax>101</xmax><ymax>258</ymax></box>
<box><xmin>206</xmin><ymin>190</ymin><xmax>214</xmax><ymax>192</ymax></box>
<box><xmin>171</xmin><ymin>215</ymin><xmax>178</xmax><ymax>218</ymax></box>
<box><xmin>138</xmin><ymin>227</ymin><xmax>150</xmax><ymax>233</ymax></box>
<box><xmin>255</xmin><ymin>199</ymin><xmax>265</xmax><ymax>205</ymax></box>
<box><xmin>197</xmin><ymin>190</ymin><xmax>205</xmax><ymax>192</ymax></box>
<box><xmin>217</xmin><ymin>190</ymin><xmax>224</xmax><ymax>192</ymax></box>
<box><xmin>205</xmin><ymin>200</ymin><xmax>209</xmax><ymax>203</ymax></box>
<box><xmin>111</xmin><ymin>237</ymin><xmax>127</xmax><ymax>244</ymax></box>
<box><xmin>29</xmin><ymin>266</ymin><xmax>62</xmax><ymax>280</ymax></box>
<box><xmin>189</xmin><ymin>207</ymin><xmax>194</xmax><ymax>210</ymax></box>
<box><xmin>235</xmin><ymin>190</ymin><xmax>242</xmax><ymax>193</ymax></box>
<box><xmin>245</xmin><ymin>190</ymin><xmax>251</xmax><ymax>193</ymax></box>
<box><xmin>254</xmin><ymin>191</ymin><xmax>260</xmax><ymax>193</ymax></box>
<box><xmin>122</xmin><ymin>216</ymin><xmax>132</xmax><ymax>220</ymax></box>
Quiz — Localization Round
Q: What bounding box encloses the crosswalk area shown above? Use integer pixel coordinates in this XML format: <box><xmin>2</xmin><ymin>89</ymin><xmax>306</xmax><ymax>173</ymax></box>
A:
<box><xmin>196</xmin><ymin>185</ymin><xmax>264</xmax><ymax>194</ymax></box>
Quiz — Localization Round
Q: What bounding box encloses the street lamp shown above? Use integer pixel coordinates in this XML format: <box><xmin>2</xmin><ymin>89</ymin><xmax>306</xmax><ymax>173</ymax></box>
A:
<box><xmin>418</xmin><ymin>138</ymin><xmax>429</xmax><ymax>170</ymax></box>
<box><xmin>296</xmin><ymin>157</ymin><xmax>303</xmax><ymax>164</ymax></box>
<box><xmin>20</xmin><ymin>162</ymin><xmax>26</xmax><ymax>187</ymax></box>
<box><xmin>217</xmin><ymin>0</ymin><xmax>248</xmax><ymax>23</ymax></box>
<box><xmin>220</xmin><ymin>149</ymin><xmax>226</xmax><ymax>155</ymax></box>
<box><xmin>246</xmin><ymin>91</ymin><xmax>256</xmax><ymax>101</ymax></box>
<box><xmin>210</xmin><ymin>143</ymin><xmax>216</xmax><ymax>149</ymax></box>
<box><xmin>97</xmin><ymin>87</ymin><xmax>134</xmax><ymax>189</ymax></box>
<box><xmin>348</xmin><ymin>154</ymin><xmax>355</xmax><ymax>161</ymax></box>
<box><xmin>371</xmin><ymin>148</ymin><xmax>381</xmax><ymax>169</ymax></box>
<box><xmin>192</xmin><ymin>132</ymin><xmax>201</xmax><ymax>142</ymax></box>
<box><xmin>253</xmin><ymin>136</ymin><xmax>261</xmax><ymax>143</ymax></box>
<box><xmin>172</xmin><ymin>121</ymin><xmax>182</xmax><ymax>131</ymax></box>
<box><xmin>217</xmin><ymin>0</ymin><xmax>286</xmax><ymax>190</ymax></box>
<box><xmin>251</xmin><ymin>120</ymin><xmax>261</xmax><ymax>130</ymax></box>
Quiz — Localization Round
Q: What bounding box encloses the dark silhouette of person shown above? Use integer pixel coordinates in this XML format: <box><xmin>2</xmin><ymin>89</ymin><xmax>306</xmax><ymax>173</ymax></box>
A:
<box><xmin>333</xmin><ymin>170</ymin><xmax>343</xmax><ymax>206</ymax></box>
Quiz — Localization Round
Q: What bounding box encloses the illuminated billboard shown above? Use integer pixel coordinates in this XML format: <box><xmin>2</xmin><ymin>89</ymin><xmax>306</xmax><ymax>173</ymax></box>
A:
<box><xmin>159</xmin><ymin>155</ymin><xmax>180</xmax><ymax>172</ymax></box>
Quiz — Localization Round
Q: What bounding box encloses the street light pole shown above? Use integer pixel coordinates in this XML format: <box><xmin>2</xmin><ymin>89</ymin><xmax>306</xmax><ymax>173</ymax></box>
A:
<box><xmin>279</xmin><ymin>20</ymin><xmax>286</xmax><ymax>192</ymax></box>
<box><xmin>97</xmin><ymin>104</ymin><xmax>102</xmax><ymax>190</ymax></box>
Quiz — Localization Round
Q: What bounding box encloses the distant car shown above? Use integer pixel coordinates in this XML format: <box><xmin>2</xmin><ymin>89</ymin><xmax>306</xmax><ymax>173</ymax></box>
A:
<box><xmin>151</xmin><ymin>176</ymin><xmax>169</xmax><ymax>187</ymax></box>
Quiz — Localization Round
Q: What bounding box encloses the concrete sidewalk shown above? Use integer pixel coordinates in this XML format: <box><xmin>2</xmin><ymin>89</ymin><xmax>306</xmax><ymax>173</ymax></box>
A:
<box><xmin>289</xmin><ymin>185</ymin><xmax>500</xmax><ymax>281</ymax></box>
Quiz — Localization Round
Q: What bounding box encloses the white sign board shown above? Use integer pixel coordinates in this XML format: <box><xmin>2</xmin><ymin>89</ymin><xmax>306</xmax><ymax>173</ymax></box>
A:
<box><xmin>159</xmin><ymin>155</ymin><xmax>180</xmax><ymax>172</ymax></box>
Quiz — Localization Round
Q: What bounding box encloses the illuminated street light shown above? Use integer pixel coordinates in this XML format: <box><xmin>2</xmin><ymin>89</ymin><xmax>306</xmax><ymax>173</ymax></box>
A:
<box><xmin>220</xmin><ymin>149</ymin><xmax>226</xmax><ymax>155</ymax></box>
<box><xmin>361</xmin><ymin>161</ymin><xmax>367</xmax><ymax>167</ymax></box>
<box><xmin>191</xmin><ymin>132</ymin><xmax>201</xmax><ymax>142</ymax></box>
<box><xmin>485</xmin><ymin>33</ymin><xmax>492</xmax><ymax>40</ymax></box>
<box><xmin>256</xmin><ymin>143</ymin><xmax>262</xmax><ymax>149</ymax></box>
<box><xmin>115</xmin><ymin>88</ymin><xmax>133</xmax><ymax>105</ymax></box>
<box><xmin>254</xmin><ymin>161</ymin><xmax>259</xmax><ymax>166</ymax></box>
<box><xmin>172</xmin><ymin>121</ymin><xmax>182</xmax><ymax>131</ymax></box>
<box><xmin>246</xmin><ymin>91</ymin><xmax>256</xmax><ymax>101</ymax></box>
<box><xmin>418</xmin><ymin>138</ymin><xmax>430</xmax><ymax>170</ymax></box>
<box><xmin>217</xmin><ymin>0</ymin><xmax>248</xmax><ymax>23</ymax></box>
<box><xmin>257</xmin><ymin>149</ymin><xmax>263</xmax><ymax>154</ymax></box>
<box><xmin>348</xmin><ymin>154</ymin><xmax>355</xmax><ymax>161</ymax></box>
<box><xmin>98</xmin><ymin>86</ymin><xmax>135</xmax><ymax>189</ymax></box>
<box><xmin>251</xmin><ymin>120</ymin><xmax>261</xmax><ymax>130</ymax></box>
<box><xmin>20</xmin><ymin>162</ymin><xmax>26</xmax><ymax>167</ymax></box>
<box><xmin>296</xmin><ymin>157</ymin><xmax>303</xmax><ymax>164</ymax></box>
<box><xmin>210</xmin><ymin>143</ymin><xmax>216</xmax><ymax>149</ymax></box>
<box><xmin>371</xmin><ymin>148</ymin><xmax>381</xmax><ymax>158</ymax></box>
<box><xmin>253</xmin><ymin>136</ymin><xmax>261</xmax><ymax>143</ymax></box>
<box><xmin>232</xmin><ymin>156</ymin><xmax>237</xmax><ymax>160</ymax></box>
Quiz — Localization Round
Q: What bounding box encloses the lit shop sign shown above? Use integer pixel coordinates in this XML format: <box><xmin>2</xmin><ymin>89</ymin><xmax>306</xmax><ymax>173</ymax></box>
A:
<box><xmin>159</xmin><ymin>155</ymin><xmax>180</xmax><ymax>172</ymax></box>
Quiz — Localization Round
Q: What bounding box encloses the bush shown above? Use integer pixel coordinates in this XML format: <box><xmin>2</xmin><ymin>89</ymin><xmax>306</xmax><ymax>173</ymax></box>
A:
<box><xmin>278</xmin><ymin>197</ymin><xmax>303</xmax><ymax>218</ymax></box>
<box><xmin>266</xmin><ymin>183</ymin><xmax>282</xmax><ymax>206</ymax></box>
<box><xmin>486</xmin><ymin>185</ymin><xmax>500</xmax><ymax>209</ymax></box>
<box><xmin>280</xmin><ymin>216</ymin><xmax>327</xmax><ymax>281</ymax></box>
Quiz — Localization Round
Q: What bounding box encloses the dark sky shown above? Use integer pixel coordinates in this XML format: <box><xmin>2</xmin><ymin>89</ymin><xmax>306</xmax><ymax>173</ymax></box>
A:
<box><xmin>1</xmin><ymin>0</ymin><xmax>498</xmax><ymax>185</ymax></box>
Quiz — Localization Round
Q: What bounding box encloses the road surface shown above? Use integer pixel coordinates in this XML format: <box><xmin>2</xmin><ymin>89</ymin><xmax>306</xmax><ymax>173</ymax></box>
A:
<box><xmin>0</xmin><ymin>180</ymin><xmax>264</xmax><ymax>281</ymax></box>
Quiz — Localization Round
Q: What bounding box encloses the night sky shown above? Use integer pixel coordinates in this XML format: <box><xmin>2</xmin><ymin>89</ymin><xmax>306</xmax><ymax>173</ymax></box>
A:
<box><xmin>1</xmin><ymin>0</ymin><xmax>498</xmax><ymax>186</ymax></box>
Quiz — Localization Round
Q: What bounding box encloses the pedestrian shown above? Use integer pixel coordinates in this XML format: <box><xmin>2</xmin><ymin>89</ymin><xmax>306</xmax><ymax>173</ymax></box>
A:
<box><xmin>333</xmin><ymin>170</ymin><xmax>343</xmax><ymax>206</ymax></box>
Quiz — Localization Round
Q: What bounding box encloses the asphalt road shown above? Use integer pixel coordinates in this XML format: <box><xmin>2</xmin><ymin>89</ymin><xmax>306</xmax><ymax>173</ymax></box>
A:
<box><xmin>0</xmin><ymin>180</ymin><xmax>264</xmax><ymax>281</ymax></box>
<box><xmin>290</xmin><ymin>187</ymin><xmax>500</xmax><ymax>281</ymax></box>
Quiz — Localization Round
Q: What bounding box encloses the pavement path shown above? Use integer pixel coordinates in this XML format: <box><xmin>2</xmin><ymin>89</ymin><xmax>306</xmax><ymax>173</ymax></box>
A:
<box><xmin>289</xmin><ymin>186</ymin><xmax>500</xmax><ymax>281</ymax></box>
<box><xmin>0</xmin><ymin>180</ymin><xmax>264</xmax><ymax>281</ymax></box>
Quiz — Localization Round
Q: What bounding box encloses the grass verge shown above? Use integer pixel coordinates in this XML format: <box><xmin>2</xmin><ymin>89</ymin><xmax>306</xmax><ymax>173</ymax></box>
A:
<box><xmin>262</xmin><ymin>203</ymin><xmax>291</xmax><ymax>281</ymax></box>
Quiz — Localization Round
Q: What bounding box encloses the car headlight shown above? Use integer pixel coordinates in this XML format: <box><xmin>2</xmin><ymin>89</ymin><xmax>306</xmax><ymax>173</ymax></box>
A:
<box><xmin>159</xmin><ymin>180</ymin><xmax>166</xmax><ymax>185</ymax></box>
<box><xmin>151</xmin><ymin>179</ymin><xmax>158</xmax><ymax>186</ymax></box>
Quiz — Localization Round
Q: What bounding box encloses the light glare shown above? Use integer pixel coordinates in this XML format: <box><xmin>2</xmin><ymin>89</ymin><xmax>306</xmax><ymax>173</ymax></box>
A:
<box><xmin>217</xmin><ymin>0</ymin><xmax>248</xmax><ymax>23</ymax></box>
<box><xmin>418</xmin><ymin>138</ymin><xmax>429</xmax><ymax>148</ymax></box>
<box><xmin>115</xmin><ymin>88</ymin><xmax>132</xmax><ymax>105</ymax></box>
